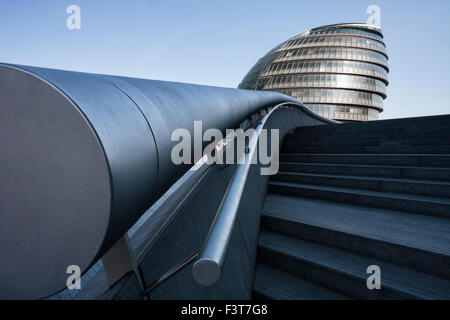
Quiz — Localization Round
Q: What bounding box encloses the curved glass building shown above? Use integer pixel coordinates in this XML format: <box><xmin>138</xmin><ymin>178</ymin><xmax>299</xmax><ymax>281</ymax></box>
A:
<box><xmin>239</xmin><ymin>23</ymin><xmax>389</xmax><ymax>121</ymax></box>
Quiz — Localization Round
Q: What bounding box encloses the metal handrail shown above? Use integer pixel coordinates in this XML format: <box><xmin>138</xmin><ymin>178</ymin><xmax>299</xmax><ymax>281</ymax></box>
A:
<box><xmin>137</xmin><ymin>101</ymin><xmax>337</xmax><ymax>292</ymax></box>
<box><xmin>192</xmin><ymin>102</ymin><xmax>338</xmax><ymax>286</ymax></box>
<box><xmin>135</xmin><ymin>109</ymin><xmax>271</xmax><ymax>295</ymax></box>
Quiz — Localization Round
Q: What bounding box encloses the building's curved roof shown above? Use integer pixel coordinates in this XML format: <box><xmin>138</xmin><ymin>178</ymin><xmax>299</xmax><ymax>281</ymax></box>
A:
<box><xmin>239</xmin><ymin>23</ymin><xmax>389</xmax><ymax>121</ymax></box>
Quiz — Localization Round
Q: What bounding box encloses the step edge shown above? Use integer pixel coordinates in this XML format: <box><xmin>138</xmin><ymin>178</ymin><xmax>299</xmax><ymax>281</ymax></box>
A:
<box><xmin>259</xmin><ymin>235</ymin><xmax>450</xmax><ymax>299</ymax></box>
<box><xmin>268</xmin><ymin>180</ymin><xmax>450</xmax><ymax>204</ymax></box>
<box><xmin>275</xmin><ymin>171</ymin><xmax>450</xmax><ymax>186</ymax></box>
<box><xmin>261</xmin><ymin>212</ymin><xmax>450</xmax><ymax>257</ymax></box>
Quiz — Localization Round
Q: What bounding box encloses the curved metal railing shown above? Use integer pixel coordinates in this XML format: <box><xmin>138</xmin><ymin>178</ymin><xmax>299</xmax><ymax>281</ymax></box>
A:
<box><xmin>192</xmin><ymin>102</ymin><xmax>337</xmax><ymax>286</ymax></box>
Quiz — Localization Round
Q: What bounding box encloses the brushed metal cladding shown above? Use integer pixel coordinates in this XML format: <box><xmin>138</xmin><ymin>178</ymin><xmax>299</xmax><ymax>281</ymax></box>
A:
<box><xmin>0</xmin><ymin>63</ymin><xmax>299</xmax><ymax>299</ymax></box>
<box><xmin>0</xmin><ymin>65</ymin><xmax>112</xmax><ymax>299</ymax></box>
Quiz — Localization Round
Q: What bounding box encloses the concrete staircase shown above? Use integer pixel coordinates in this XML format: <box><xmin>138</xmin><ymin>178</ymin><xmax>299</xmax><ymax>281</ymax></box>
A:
<box><xmin>253</xmin><ymin>115</ymin><xmax>450</xmax><ymax>300</ymax></box>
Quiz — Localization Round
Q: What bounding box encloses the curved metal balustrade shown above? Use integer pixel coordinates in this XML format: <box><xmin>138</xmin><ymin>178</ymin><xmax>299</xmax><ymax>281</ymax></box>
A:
<box><xmin>125</xmin><ymin>103</ymin><xmax>334</xmax><ymax>299</ymax></box>
<box><xmin>192</xmin><ymin>103</ymin><xmax>337</xmax><ymax>287</ymax></box>
<box><xmin>48</xmin><ymin>102</ymin><xmax>335</xmax><ymax>300</ymax></box>
<box><xmin>0</xmin><ymin>63</ymin><xmax>304</xmax><ymax>299</ymax></box>
<box><xmin>0</xmin><ymin>61</ymin><xmax>338</xmax><ymax>299</ymax></box>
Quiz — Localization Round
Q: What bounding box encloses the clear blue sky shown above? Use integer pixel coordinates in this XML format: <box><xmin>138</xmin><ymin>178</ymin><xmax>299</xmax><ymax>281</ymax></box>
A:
<box><xmin>1</xmin><ymin>0</ymin><xmax>449</xmax><ymax>119</ymax></box>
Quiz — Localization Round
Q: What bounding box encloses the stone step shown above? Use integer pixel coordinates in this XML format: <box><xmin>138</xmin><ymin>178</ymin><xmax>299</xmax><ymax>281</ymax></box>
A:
<box><xmin>283</xmin><ymin>136</ymin><xmax>450</xmax><ymax>148</ymax></box>
<box><xmin>262</xmin><ymin>194</ymin><xmax>450</xmax><ymax>279</ymax></box>
<box><xmin>285</xmin><ymin>130</ymin><xmax>450</xmax><ymax>143</ymax></box>
<box><xmin>273</xmin><ymin>171</ymin><xmax>450</xmax><ymax>198</ymax></box>
<box><xmin>293</xmin><ymin>115</ymin><xmax>450</xmax><ymax>136</ymax></box>
<box><xmin>258</xmin><ymin>231</ymin><xmax>450</xmax><ymax>299</ymax></box>
<box><xmin>281</xmin><ymin>144</ymin><xmax>450</xmax><ymax>154</ymax></box>
<box><xmin>253</xmin><ymin>264</ymin><xmax>349</xmax><ymax>300</ymax></box>
<box><xmin>268</xmin><ymin>181</ymin><xmax>450</xmax><ymax>219</ymax></box>
<box><xmin>279</xmin><ymin>162</ymin><xmax>450</xmax><ymax>181</ymax></box>
<box><xmin>291</xmin><ymin>124</ymin><xmax>450</xmax><ymax>139</ymax></box>
<box><xmin>279</xmin><ymin>154</ymin><xmax>450</xmax><ymax>167</ymax></box>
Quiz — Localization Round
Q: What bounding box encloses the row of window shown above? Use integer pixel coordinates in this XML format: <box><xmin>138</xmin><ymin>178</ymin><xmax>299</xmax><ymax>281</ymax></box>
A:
<box><xmin>265</xmin><ymin>74</ymin><xmax>386</xmax><ymax>96</ymax></box>
<box><xmin>261</xmin><ymin>60</ymin><xmax>388</xmax><ymax>83</ymax></box>
<box><xmin>309</xmin><ymin>27</ymin><xmax>384</xmax><ymax>41</ymax></box>
<box><xmin>278</xmin><ymin>88</ymin><xmax>384</xmax><ymax>110</ymax></box>
<box><xmin>280</xmin><ymin>35</ymin><xmax>387</xmax><ymax>56</ymax></box>
<box><xmin>239</xmin><ymin>79</ymin><xmax>266</xmax><ymax>91</ymax></box>
<box><xmin>307</xmin><ymin>104</ymin><xmax>380</xmax><ymax>121</ymax></box>
<box><xmin>238</xmin><ymin>48</ymin><xmax>283</xmax><ymax>87</ymax></box>
<box><xmin>275</xmin><ymin>47</ymin><xmax>388</xmax><ymax>70</ymax></box>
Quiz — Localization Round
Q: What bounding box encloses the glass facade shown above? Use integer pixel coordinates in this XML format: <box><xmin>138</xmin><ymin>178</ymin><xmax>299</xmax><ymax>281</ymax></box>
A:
<box><xmin>307</xmin><ymin>104</ymin><xmax>380</xmax><ymax>121</ymax></box>
<box><xmin>275</xmin><ymin>47</ymin><xmax>388</xmax><ymax>69</ymax></box>
<box><xmin>278</xmin><ymin>88</ymin><xmax>384</xmax><ymax>110</ymax></box>
<box><xmin>265</xmin><ymin>74</ymin><xmax>387</xmax><ymax>98</ymax></box>
<box><xmin>239</xmin><ymin>23</ymin><xmax>389</xmax><ymax>121</ymax></box>
<box><xmin>279</xmin><ymin>35</ymin><xmax>387</xmax><ymax>56</ymax></box>
<box><xmin>261</xmin><ymin>60</ymin><xmax>388</xmax><ymax>84</ymax></box>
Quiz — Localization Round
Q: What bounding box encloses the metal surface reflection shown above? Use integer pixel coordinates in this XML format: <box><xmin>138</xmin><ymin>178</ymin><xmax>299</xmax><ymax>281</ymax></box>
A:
<box><xmin>0</xmin><ymin>63</ymin><xmax>299</xmax><ymax>299</ymax></box>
